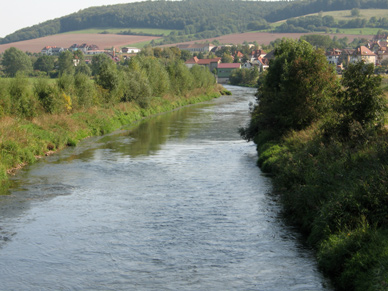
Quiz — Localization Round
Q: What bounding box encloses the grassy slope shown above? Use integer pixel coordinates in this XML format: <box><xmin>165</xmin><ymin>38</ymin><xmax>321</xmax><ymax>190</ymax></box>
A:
<box><xmin>0</xmin><ymin>85</ymin><xmax>226</xmax><ymax>194</ymax></box>
<box><xmin>268</xmin><ymin>9</ymin><xmax>388</xmax><ymax>35</ymax></box>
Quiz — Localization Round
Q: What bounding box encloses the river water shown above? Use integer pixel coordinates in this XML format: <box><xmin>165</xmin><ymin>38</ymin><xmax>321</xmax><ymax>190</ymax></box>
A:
<box><xmin>0</xmin><ymin>86</ymin><xmax>331</xmax><ymax>290</ymax></box>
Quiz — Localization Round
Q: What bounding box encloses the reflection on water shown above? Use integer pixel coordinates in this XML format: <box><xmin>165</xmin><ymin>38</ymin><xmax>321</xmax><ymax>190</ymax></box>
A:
<box><xmin>0</xmin><ymin>86</ymin><xmax>332</xmax><ymax>290</ymax></box>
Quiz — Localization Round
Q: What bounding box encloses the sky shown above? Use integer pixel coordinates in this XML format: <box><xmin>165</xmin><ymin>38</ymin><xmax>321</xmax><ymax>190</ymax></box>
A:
<box><xmin>0</xmin><ymin>0</ymin><xmax>146</xmax><ymax>38</ymax></box>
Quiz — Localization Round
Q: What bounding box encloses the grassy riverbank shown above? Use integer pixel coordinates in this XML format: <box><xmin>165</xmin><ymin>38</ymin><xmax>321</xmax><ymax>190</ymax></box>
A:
<box><xmin>0</xmin><ymin>85</ymin><xmax>226</xmax><ymax>194</ymax></box>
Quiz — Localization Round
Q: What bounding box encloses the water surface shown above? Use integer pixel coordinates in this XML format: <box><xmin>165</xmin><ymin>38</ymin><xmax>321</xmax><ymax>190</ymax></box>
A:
<box><xmin>0</xmin><ymin>86</ymin><xmax>331</xmax><ymax>290</ymax></box>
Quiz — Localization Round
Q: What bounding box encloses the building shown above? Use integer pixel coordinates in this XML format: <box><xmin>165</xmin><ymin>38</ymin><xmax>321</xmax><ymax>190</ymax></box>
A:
<box><xmin>326</xmin><ymin>48</ymin><xmax>342</xmax><ymax>66</ymax></box>
<box><xmin>350</xmin><ymin>46</ymin><xmax>376</xmax><ymax>65</ymax></box>
<box><xmin>217</xmin><ymin>63</ymin><xmax>241</xmax><ymax>83</ymax></box>
<box><xmin>176</xmin><ymin>43</ymin><xmax>215</xmax><ymax>53</ymax></box>
<box><xmin>41</xmin><ymin>46</ymin><xmax>65</xmax><ymax>55</ymax></box>
<box><xmin>121</xmin><ymin>47</ymin><xmax>141</xmax><ymax>54</ymax></box>
<box><xmin>185</xmin><ymin>56</ymin><xmax>221</xmax><ymax>72</ymax></box>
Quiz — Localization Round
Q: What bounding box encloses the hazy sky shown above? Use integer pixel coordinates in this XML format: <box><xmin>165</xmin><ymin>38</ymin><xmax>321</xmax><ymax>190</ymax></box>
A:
<box><xmin>0</xmin><ymin>0</ymin><xmax>146</xmax><ymax>38</ymax></box>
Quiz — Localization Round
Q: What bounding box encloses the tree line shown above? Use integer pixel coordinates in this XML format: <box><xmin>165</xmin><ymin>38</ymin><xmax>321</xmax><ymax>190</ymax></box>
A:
<box><xmin>0</xmin><ymin>46</ymin><xmax>216</xmax><ymax>119</ymax></box>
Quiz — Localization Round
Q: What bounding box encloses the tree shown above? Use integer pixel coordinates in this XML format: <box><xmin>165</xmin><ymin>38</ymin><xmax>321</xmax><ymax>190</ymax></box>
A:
<box><xmin>221</xmin><ymin>52</ymin><xmax>233</xmax><ymax>63</ymax></box>
<box><xmin>75</xmin><ymin>62</ymin><xmax>92</xmax><ymax>76</ymax></box>
<box><xmin>326</xmin><ymin>61</ymin><xmax>386</xmax><ymax>140</ymax></box>
<box><xmin>1</xmin><ymin>47</ymin><xmax>32</xmax><ymax>77</ymax></box>
<box><xmin>34</xmin><ymin>55</ymin><xmax>55</xmax><ymax>75</ymax></box>
<box><xmin>241</xmin><ymin>39</ymin><xmax>339</xmax><ymax>141</ymax></box>
<box><xmin>91</xmin><ymin>53</ymin><xmax>112</xmax><ymax>76</ymax></box>
<box><xmin>351</xmin><ymin>8</ymin><xmax>360</xmax><ymax>17</ymax></box>
<box><xmin>58</xmin><ymin>51</ymin><xmax>75</xmax><ymax>75</ymax></box>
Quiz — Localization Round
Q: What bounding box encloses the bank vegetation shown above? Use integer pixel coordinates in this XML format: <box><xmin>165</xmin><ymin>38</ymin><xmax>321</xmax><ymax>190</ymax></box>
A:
<box><xmin>0</xmin><ymin>50</ymin><xmax>227</xmax><ymax>193</ymax></box>
<box><xmin>240</xmin><ymin>39</ymin><xmax>388</xmax><ymax>290</ymax></box>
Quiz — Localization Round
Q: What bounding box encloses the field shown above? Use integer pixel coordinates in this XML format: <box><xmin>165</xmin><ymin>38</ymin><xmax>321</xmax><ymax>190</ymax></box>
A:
<box><xmin>167</xmin><ymin>31</ymin><xmax>374</xmax><ymax>47</ymax></box>
<box><xmin>272</xmin><ymin>9</ymin><xmax>388</xmax><ymax>24</ymax></box>
<box><xmin>63</xmin><ymin>28</ymin><xmax>177</xmax><ymax>36</ymax></box>
<box><xmin>0</xmin><ymin>34</ymin><xmax>161</xmax><ymax>53</ymax></box>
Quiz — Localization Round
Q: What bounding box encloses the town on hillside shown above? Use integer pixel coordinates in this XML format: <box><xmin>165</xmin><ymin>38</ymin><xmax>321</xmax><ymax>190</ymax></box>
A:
<box><xmin>3</xmin><ymin>32</ymin><xmax>388</xmax><ymax>82</ymax></box>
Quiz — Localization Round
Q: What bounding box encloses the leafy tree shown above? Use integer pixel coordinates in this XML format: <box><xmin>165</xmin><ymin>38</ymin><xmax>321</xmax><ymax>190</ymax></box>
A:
<box><xmin>121</xmin><ymin>70</ymin><xmax>152</xmax><ymax>108</ymax></box>
<box><xmin>34</xmin><ymin>78</ymin><xmax>59</xmax><ymax>113</ymax></box>
<box><xmin>221</xmin><ymin>52</ymin><xmax>233</xmax><ymax>63</ymax></box>
<box><xmin>9</xmin><ymin>73</ymin><xmax>37</xmax><ymax>117</ymax></box>
<box><xmin>241</xmin><ymin>39</ymin><xmax>339</xmax><ymax>141</ymax></box>
<box><xmin>58</xmin><ymin>51</ymin><xmax>75</xmax><ymax>75</ymax></box>
<box><xmin>180</xmin><ymin>50</ymin><xmax>192</xmax><ymax>61</ymax></box>
<box><xmin>325</xmin><ymin>61</ymin><xmax>386</xmax><ymax>140</ymax></box>
<box><xmin>90</xmin><ymin>54</ymin><xmax>112</xmax><ymax>76</ymax></box>
<box><xmin>75</xmin><ymin>62</ymin><xmax>92</xmax><ymax>76</ymax></box>
<box><xmin>351</xmin><ymin>8</ymin><xmax>360</xmax><ymax>17</ymax></box>
<box><xmin>1</xmin><ymin>47</ymin><xmax>32</xmax><ymax>77</ymax></box>
<box><xmin>33</xmin><ymin>55</ymin><xmax>55</xmax><ymax>75</ymax></box>
<box><xmin>74</xmin><ymin>73</ymin><xmax>97</xmax><ymax>108</ymax></box>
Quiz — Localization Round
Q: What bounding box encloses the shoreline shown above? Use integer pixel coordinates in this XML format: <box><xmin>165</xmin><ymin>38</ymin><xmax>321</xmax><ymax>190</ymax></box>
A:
<box><xmin>1</xmin><ymin>85</ymin><xmax>227</xmax><ymax>194</ymax></box>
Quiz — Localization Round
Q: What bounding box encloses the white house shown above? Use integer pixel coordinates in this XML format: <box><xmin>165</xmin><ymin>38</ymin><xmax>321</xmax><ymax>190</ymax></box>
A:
<box><xmin>121</xmin><ymin>47</ymin><xmax>141</xmax><ymax>54</ymax></box>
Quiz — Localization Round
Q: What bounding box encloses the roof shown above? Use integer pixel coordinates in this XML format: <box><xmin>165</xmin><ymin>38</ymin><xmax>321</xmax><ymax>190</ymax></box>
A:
<box><xmin>217</xmin><ymin>63</ymin><xmax>241</xmax><ymax>69</ymax></box>
<box><xmin>185</xmin><ymin>57</ymin><xmax>221</xmax><ymax>65</ymax></box>
<box><xmin>355</xmin><ymin>46</ymin><xmax>376</xmax><ymax>56</ymax></box>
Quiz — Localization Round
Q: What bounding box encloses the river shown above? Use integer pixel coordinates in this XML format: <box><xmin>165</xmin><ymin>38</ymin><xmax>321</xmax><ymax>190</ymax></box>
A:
<box><xmin>0</xmin><ymin>86</ymin><xmax>331</xmax><ymax>290</ymax></box>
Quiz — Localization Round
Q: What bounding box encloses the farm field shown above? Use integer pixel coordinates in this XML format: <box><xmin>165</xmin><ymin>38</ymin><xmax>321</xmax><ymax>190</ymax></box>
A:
<box><xmin>167</xmin><ymin>31</ymin><xmax>374</xmax><ymax>47</ymax></box>
<box><xmin>63</xmin><ymin>28</ymin><xmax>177</xmax><ymax>36</ymax></box>
<box><xmin>0</xmin><ymin>33</ymin><xmax>161</xmax><ymax>53</ymax></box>
<box><xmin>272</xmin><ymin>9</ymin><xmax>388</xmax><ymax>25</ymax></box>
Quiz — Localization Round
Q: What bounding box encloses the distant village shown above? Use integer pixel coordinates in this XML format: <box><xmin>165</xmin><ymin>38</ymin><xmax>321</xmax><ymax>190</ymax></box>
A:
<box><xmin>40</xmin><ymin>33</ymin><xmax>388</xmax><ymax>83</ymax></box>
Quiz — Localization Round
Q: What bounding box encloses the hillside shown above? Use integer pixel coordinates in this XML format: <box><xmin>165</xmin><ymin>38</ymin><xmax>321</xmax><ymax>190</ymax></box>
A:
<box><xmin>0</xmin><ymin>0</ymin><xmax>285</xmax><ymax>45</ymax></box>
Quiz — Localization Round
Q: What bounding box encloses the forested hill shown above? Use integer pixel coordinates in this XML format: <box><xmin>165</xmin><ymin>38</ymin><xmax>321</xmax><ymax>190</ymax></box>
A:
<box><xmin>2</xmin><ymin>0</ymin><xmax>388</xmax><ymax>45</ymax></box>
<box><xmin>0</xmin><ymin>0</ymin><xmax>285</xmax><ymax>45</ymax></box>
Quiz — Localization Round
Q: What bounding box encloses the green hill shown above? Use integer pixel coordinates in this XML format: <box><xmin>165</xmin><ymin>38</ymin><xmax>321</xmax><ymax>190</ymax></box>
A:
<box><xmin>2</xmin><ymin>0</ymin><xmax>388</xmax><ymax>46</ymax></box>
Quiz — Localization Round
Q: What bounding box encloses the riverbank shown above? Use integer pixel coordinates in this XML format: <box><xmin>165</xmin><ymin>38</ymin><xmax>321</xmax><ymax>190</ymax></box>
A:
<box><xmin>254</xmin><ymin>121</ymin><xmax>388</xmax><ymax>290</ymax></box>
<box><xmin>0</xmin><ymin>85</ymin><xmax>227</xmax><ymax>194</ymax></box>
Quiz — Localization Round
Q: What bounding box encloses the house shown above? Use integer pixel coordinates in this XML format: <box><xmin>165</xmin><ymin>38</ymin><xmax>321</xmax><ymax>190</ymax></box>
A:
<box><xmin>250</xmin><ymin>49</ymin><xmax>266</xmax><ymax>61</ymax></box>
<box><xmin>233</xmin><ymin>51</ymin><xmax>244</xmax><ymax>62</ymax></box>
<box><xmin>69</xmin><ymin>43</ymin><xmax>100</xmax><ymax>54</ymax></box>
<box><xmin>185</xmin><ymin>56</ymin><xmax>221</xmax><ymax>72</ymax></box>
<box><xmin>121</xmin><ymin>47</ymin><xmax>141</xmax><ymax>54</ymax></box>
<box><xmin>41</xmin><ymin>46</ymin><xmax>65</xmax><ymax>55</ymax></box>
<box><xmin>241</xmin><ymin>62</ymin><xmax>253</xmax><ymax>69</ymax></box>
<box><xmin>217</xmin><ymin>63</ymin><xmax>241</xmax><ymax>83</ymax></box>
<box><xmin>339</xmin><ymin>49</ymin><xmax>355</xmax><ymax>68</ymax></box>
<box><xmin>85</xmin><ymin>50</ymin><xmax>106</xmax><ymax>55</ymax></box>
<box><xmin>176</xmin><ymin>43</ymin><xmax>215</xmax><ymax>53</ymax></box>
<box><xmin>326</xmin><ymin>48</ymin><xmax>342</xmax><ymax>66</ymax></box>
<box><xmin>377</xmin><ymin>47</ymin><xmax>388</xmax><ymax>65</ymax></box>
<box><xmin>350</xmin><ymin>46</ymin><xmax>376</xmax><ymax>65</ymax></box>
<box><xmin>255</xmin><ymin>58</ymin><xmax>269</xmax><ymax>72</ymax></box>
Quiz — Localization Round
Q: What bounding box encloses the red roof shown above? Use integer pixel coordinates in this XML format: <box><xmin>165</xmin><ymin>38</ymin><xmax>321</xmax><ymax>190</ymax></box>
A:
<box><xmin>355</xmin><ymin>46</ymin><xmax>376</xmax><ymax>56</ymax></box>
<box><xmin>217</xmin><ymin>63</ymin><xmax>241</xmax><ymax>69</ymax></box>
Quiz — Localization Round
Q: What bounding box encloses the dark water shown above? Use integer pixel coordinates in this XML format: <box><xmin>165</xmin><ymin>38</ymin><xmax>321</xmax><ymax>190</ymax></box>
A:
<box><xmin>0</xmin><ymin>86</ymin><xmax>331</xmax><ymax>290</ymax></box>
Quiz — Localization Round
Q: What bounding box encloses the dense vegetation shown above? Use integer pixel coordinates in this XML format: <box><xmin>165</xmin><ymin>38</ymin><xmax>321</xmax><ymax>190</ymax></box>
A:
<box><xmin>240</xmin><ymin>38</ymin><xmax>388</xmax><ymax>290</ymax></box>
<box><xmin>0</xmin><ymin>46</ymin><xmax>226</xmax><ymax>193</ymax></box>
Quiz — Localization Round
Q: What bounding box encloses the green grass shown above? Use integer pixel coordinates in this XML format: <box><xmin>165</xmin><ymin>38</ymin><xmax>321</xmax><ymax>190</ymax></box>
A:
<box><xmin>267</xmin><ymin>9</ymin><xmax>388</xmax><ymax>37</ymax></box>
<box><xmin>62</xmin><ymin>27</ymin><xmax>178</xmax><ymax>36</ymax></box>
